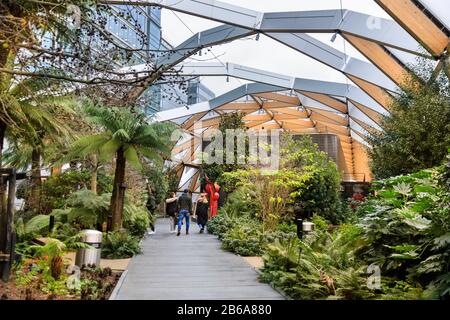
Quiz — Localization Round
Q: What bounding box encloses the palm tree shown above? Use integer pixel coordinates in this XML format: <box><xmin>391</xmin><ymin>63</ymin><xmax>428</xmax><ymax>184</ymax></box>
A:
<box><xmin>2</xmin><ymin>78</ymin><xmax>77</xmax><ymax>211</ymax></box>
<box><xmin>66</xmin><ymin>103</ymin><xmax>175</xmax><ymax>231</ymax></box>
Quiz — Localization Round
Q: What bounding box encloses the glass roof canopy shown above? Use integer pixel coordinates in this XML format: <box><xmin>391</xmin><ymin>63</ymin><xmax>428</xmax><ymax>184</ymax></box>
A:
<box><xmin>106</xmin><ymin>0</ymin><xmax>450</xmax><ymax>188</ymax></box>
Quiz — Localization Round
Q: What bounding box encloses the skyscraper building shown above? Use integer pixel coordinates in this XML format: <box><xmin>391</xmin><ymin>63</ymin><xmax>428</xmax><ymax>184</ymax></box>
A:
<box><xmin>106</xmin><ymin>5</ymin><xmax>214</xmax><ymax>114</ymax></box>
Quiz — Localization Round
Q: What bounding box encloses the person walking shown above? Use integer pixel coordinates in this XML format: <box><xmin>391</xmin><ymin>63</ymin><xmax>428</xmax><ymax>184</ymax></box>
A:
<box><xmin>146</xmin><ymin>186</ymin><xmax>157</xmax><ymax>235</ymax></box>
<box><xmin>195</xmin><ymin>193</ymin><xmax>209</xmax><ymax>233</ymax></box>
<box><xmin>165</xmin><ymin>192</ymin><xmax>178</xmax><ymax>233</ymax></box>
<box><xmin>176</xmin><ymin>189</ymin><xmax>192</xmax><ymax>236</ymax></box>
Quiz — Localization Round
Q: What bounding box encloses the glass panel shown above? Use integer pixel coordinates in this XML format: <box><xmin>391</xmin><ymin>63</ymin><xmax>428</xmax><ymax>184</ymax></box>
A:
<box><xmin>386</xmin><ymin>47</ymin><xmax>437</xmax><ymax>70</ymax></box>
<box><xmin>418</xmin><ymin>0</ymin><xmax>450</xmax><ymax>30</ymax></box>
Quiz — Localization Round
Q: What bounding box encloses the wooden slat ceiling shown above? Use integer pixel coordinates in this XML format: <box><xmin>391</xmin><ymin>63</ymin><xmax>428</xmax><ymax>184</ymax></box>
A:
<box><xmin>349</xmin><ymin>100</ymin><xmax>384</xmax><ymax>124</ymax></box>
<box><xmin>170</xmin><ymin>92</ymin><xmax>381</xmax><ymax>181</ymax></box>
<box><xmin>347</xmin><ymin>75</ymin><xmax>393</xmax><ymax>109</ymax></box>
<box><xmin>167</xmin><ymin>0</ymin><xmax>450</xmax><ymax>185</ymax></box>
<box><xmin>253</xmin><ymin>92</ymin><xmax>300</xmax><ymax>104</ymax></box>
<box><xmin>299</xmin><ymin>91</ymin><xmax>348</xmax><ymax>113</ymax></box>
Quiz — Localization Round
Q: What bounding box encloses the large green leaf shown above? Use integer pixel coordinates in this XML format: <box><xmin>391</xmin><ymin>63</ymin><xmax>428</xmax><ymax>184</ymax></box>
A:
<box><xmin>25</xmin><ymin>215</ymin><xmax>51</xmax><ymax>234</ymax></box>
<box><xmin>64</xmin><ymin>132</ymin><xmax>110</xmax><ymax>162</ymax></box>
<box><xmin>67</xmin><ymin>208</ymin><xmax>97</xmax><ymax>227</ymax></box>
<box><xmin>394</xmin><ymin>182</ymin><xmax>412</xmax><ymax>196</ymax></box>
<box><xmin>112</xmin><ymin>128</ymin><xmax>131</xmax><ymax>142</ymax></box>
<box><xmin>99</xmin><ymin>138</ymin><xmax>122</xmax><ymax>162</ymax></box>
<box><xmin>124</xmin><ymin>145</ymin><xmax>143</xmax><ymax>171</ymax></box>
<box><xmin>139</xmin><ymin>146</ymin><xmax>163</xmax><ymax>163</ymax></box>
<box><xmin>433</xmin><ymin>234</ymin><xmax>450</xmax><ymax>250</ymax></box>
<box><xmin>403</xmin><ymin>216</ymin><xmax>431</xmax><ymax>230</ymax></box>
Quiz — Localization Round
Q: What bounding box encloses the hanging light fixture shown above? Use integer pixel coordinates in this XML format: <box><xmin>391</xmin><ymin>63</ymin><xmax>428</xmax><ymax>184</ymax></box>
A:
<box><xmin>330</xmin><ymin>31</ymin><xmax>338</xmax><ymax>42</ymax></box>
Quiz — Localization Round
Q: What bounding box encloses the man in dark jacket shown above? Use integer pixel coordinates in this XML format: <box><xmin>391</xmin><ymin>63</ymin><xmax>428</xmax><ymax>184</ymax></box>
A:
<box><xmin>176</xmin><ymin>189</ymin><xmax>192</xmax><ymax>236</ymax></box>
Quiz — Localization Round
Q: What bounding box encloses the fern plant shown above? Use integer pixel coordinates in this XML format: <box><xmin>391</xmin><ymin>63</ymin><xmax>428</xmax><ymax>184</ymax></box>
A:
<box><xmin>65</xmin><ymin>103</ymin><xmax>176</xmax><ymax>231</ymax></box>
<box><xmin>101</xmin><ymin>231</ymin><xmax>141</xmax><ymax>259</ymax></box>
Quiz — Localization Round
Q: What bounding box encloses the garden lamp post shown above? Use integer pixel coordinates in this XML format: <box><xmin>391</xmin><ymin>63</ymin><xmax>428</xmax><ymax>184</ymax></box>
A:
<box><xmin>296</xmin><ymin>218</ymin><xmax>303</xmax><ymax>240</ymax></box>
<box><xmin>296</xmin><ymin>218</ymin><xmax>315</xmax><ymax>240</ymax></box>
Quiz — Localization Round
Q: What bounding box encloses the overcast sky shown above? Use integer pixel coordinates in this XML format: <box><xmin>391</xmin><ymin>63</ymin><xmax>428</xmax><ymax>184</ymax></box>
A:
<box><xmin>159</xmin><ymin>0</ymin><xmax>395</xmax><ymax>96</ymax></box>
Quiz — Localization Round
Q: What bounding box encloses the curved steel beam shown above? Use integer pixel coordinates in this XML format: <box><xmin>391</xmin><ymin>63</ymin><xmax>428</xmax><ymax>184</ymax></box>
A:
<box><xmin>156</xmin><ymin>79</ymin><xmax>382</xmax><ymax>134</ymax></box>
<box><xmin>156</xmin><ymin>24</ymin><xmax>255</xmax><ymax>68</ymax></box>
<box><xmin>155</xmin><ymin>82</ymin><xmax>284</xmax><ymax>121</ymax></box>
<box><xmin>154</xmin><ymin>26</ymin><xmax>398</xmax><ymax>92</ymax></box>
<box><xmin>170</xmin><ymin>62</ymin><xmax>388</xmax><ymax>115</ymax></box>
<box><xmin>103</xmin><ymin>0</ymin><xmax>423</xmax><ymax>55</ymax></box>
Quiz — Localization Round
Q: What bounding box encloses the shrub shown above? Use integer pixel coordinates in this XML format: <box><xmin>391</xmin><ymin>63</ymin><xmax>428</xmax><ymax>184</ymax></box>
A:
<box><xmin>123</xmin><ymin>204</ymin><xmax>150</xmax><ymax>238</ymax></box>
<box><xmin>46</xmin><ymin>189</ymin><xmax>110</xmax><ymax>230</ymax></box>
<box><xmin>368</xmin><ymin>59</ymin><xmax>450</xmax><ymax>179</ymax></box>
<box><xmin>17</xmin><ymin>169</ymin><xmax>113</xmax><ymax>215</ymax></box>
<box><xmin>356</xmin><ymin>165</ymin><xmax>450</xmax><ymax>299</ymax></box>
<box><xmin>280</xmin><ymin>135</ymin><xmax>344</xmax><ymax>224</ymax></box>
<box><xmin>220</xmin><ymin>185</ymin><xmax>261</xmax><ymax>218</ymax></box>
<box><xmin>207</xmin><ymin>213</ymin><xmax>239</xmax><ymax>239</ymax></box>
<box><xmin>101</xmin><ymin>231</ymin><xmax>141</xmax><ymax>259</ymax></box>
<box><xmin>221</xmin><ymin>220</ymin><xmax>264</xmax><ymax>256</ymax></box>
<box><xmin>41</xmin><ymin>189</ymin><xmax>150</xmax><ymax>236</ymax></box>
<box><xmin>259</xmin><ymin>222</ymin><xmax>423</xmax><ymax>300</ymax></box>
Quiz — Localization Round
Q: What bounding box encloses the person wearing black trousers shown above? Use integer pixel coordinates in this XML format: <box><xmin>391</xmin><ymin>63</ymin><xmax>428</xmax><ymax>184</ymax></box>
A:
<box><xmin>195</xmin><ymin>193</ymin><xmax>209</xmax><ymax>233</ymax></box>
<box><xmin>165</xmin><ymin>192</ymin><xmax>178</xmax><ymax>233</ymax></box>
<box><xmin>146</xmin><ymin>189</ymin><xmax>157</xmax><ymax>234</ymax></box>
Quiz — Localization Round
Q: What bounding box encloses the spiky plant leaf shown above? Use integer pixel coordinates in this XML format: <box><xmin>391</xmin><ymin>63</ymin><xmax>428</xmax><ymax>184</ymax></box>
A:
<box><xmin>24</xmin><ymin>215</ymin><xmax>51</xmax><ymax>234</ymax></box>
<box><xmin>124</xmin><ymin>145</ymin><xmax>142</xmax><ymax>171</ymax></box>
<box><xmin>98</xmin><ymin>138</ymin><xmax>121</xmax><ymax>162</ymax></box>
<box><xmin>394</xmin><ymin>182</ymin><xmax>412</xmax><ymax>196</ymax></box>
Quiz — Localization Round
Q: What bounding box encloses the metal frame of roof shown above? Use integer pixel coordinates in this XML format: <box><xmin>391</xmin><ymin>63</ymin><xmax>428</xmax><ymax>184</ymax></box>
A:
<box><xmin>104</xmin><ymin>0</ymin><xmax>449</xmax><ymax>188</ymax></box>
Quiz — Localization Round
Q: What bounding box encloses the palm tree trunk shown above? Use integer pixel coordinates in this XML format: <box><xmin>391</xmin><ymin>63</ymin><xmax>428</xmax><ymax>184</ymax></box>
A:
<box><xmin>90</xmin><ymin>154</ymin><xmax>98</xmax><ymax>194</ymax></box>
<box><xmin>0</xmin><ymin>120</ymin><xmax>7</xmax><ymax>254</ymax></box>
<box><xmin>110</xmin><ymin>147</ymin><xmax>126</xmax><ymax>231</ymax></box>
<box><xmin>29</xmin><ymin>148</ymin><xmax>42</xmax><ymax>212</ymax></box>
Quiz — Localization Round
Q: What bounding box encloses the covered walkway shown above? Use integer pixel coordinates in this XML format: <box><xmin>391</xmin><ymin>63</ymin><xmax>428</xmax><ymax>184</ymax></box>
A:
<box><xmin>111</xmin><ymin>219</ymin><xmax>284</xmax><ymax>300</ymax></box>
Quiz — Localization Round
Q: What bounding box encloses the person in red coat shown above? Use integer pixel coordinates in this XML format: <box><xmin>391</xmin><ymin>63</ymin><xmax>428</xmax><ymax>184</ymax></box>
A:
<box><xmin>205</xmin><ymin>182</ymin><xmax>220</xmax><ymax>219</ymax></box>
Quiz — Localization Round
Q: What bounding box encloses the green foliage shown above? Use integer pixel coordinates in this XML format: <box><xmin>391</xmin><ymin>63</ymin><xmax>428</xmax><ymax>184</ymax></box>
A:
<box><xmin>123</xmin><ymin>204</ymin><xmax>150</xmax><ymax>238</ymax></box>
<box><xmin>145</xmin><ymin>165</ymin><xmax>168</xmax><ymax>207</ymax></box>
<box><xmin>101</xmin><ymin>231</ymin><xmax>141</xmax><ymax>259</ymax></box>
<box><xmin>219</xmin><ymin>185</ymin><xmax>261</xmax><ymax>219</ymax></box>
<box><xmin>166</xmin><ymin>167</ymin><xmax>180</xmax><ymax>194</ymax></box>
<box><xmin>221</xmin><ymin>219</ymin><xmax>265</xmax><ymax>256</ymax></box>
<box><xmin>368</xmin><ymin>59</ymin><xmax>450</xmax><ymax>179</ymax></box>
<box><xmin>280</xmin><ymin>135</ymin><xmax>343</xmax><ymax>224</ymax></box>
<box><xmin>64</xmin><ymin>103</ymin><xmax>176</xmax><ymax>230</ymax></box>
<box><xmin>16</xmin><ymin>169</ymin><xmax>113</xmax><ymax>214</ymax></box>
<box><xmin>66</xmin><ymin>103</ymin><xmax>176</xmax><ymax>170</ymax></box>
<box><xmin>219</xmin><ymin>135</ymin><xmax>344</xmax><ymax>225</ymax></box>
<box><xmin>49</xmin><ymin>189</ymin><xmax>110</xmax><ymax>229</ymax></box>
<box><xmin>356</xmin><ymin>165</ymin><xmax>450</xmax><ymax>299</ymax></box>
<box><xmin>32</xmin><ymin>189</ymin><xmax>150</xmax><ymax>237</ymax></box>
<box><xmin>15</xmin><ymin>257</ymin><xmax>71</xmax><ymax>296</ymax></box>
<box><xmin>208</xmin><ymin>211</ymin><xmax>298</xmax><ymax>257</ymax></box>
<box><xmin>260</xmin><ymin>221</ymin><xmax>424</xmax><ymax>300</ymax></box>
<box><xmin>42</xmin><ymin>169</ymin><xmax>112</xmax><ymax>212</ymax></box>
<box><xmin>219</xmin><ymin>169</ymin><xmax>252</xmax><ymax>192</ymax></box>
<box><xmin>207</xmin><ymin>213</ymin><xmax>240</xmax><ymax>239</ymax></box>
<box><xmin>441</xmin><ymin>151</ymin><xmax>450</xmax><ymax>190</ymax></box>
<box><xmin>2</xmin><ymin>77</ymin><xmax>77</xmax><ymax>166</ymax></box>
<box><xmin>22</xmin><ymin>215</ymin><xmax>52</xmax><ymax>235</ymax></box>
<box><xmin>202</xmin><ymin>112</ymin><xmax>247</xmax><ymax>182</ymax></box>
<box><xmin>30</xmin><ymin>238</ymin><xmax>67</xmax><ymax>262</ymax></box>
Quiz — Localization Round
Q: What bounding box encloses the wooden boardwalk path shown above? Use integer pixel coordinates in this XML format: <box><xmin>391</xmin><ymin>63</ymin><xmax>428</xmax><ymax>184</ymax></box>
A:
<box><xmin>112</xmin><ymin>218</ymin><xmax>284</xmax><ymax>300</ymax></box>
